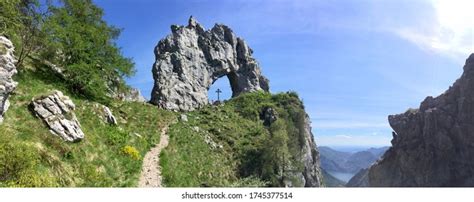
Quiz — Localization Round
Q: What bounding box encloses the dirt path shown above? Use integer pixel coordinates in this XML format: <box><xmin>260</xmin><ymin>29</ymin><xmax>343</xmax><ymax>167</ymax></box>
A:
<box><xmin>138</xmin><ymin>125</ymin><xmax>170</xmax><ymax>187</ymax></box>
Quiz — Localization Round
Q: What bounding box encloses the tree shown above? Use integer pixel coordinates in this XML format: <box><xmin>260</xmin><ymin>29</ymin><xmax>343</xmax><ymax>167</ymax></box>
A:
<box><xmin>262</xmin><ymin>119</ymin><xmax>290</xmax><ymax>186</ymax></box>
<box><xmin>41</xmin><ymin>0</ymin><xmax>135</xmax><ymax>102</ymax></box>
<box><xmin>0</xmin><ymin>0</ymin><xmax>44</xmax><ymax>67</ymax></box>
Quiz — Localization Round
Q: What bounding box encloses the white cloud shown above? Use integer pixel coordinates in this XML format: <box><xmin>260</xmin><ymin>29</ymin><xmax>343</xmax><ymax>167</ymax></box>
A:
<box><xmin>393</xmin><ymin>0</ymin><xmax>474</xmax><ymax>61</ymax></box>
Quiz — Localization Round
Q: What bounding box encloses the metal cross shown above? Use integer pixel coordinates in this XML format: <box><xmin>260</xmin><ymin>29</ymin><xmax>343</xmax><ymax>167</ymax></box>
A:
<box><xmin>216</xmin><ymin>88</ymin><xmax>222</xmax><ymax>101</ymax></box>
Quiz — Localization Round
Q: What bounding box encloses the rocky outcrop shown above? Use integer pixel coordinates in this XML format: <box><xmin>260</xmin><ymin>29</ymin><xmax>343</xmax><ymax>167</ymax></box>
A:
<box><xmin>0</xmin><ymin>36</ymin><xmax>18</xmax><ymax>124</ymax></box>
<box><xmin>102</xmin><ymin>106</ymin><xmax>117</xmax><ymax>125</ymax></box>
<box><xmin>117</xmin><ymin>88</ymin><xmax>146</xmax><ymax>102</ymax></box>
<box><xmin>301</xmin><ymin>114</ymin><xmax>324</xmax><ymax>187</ymax></box>
<box><xmin>260</xmin><ymin>107</ymin><xmax>277</xmax><ymax>127</ymax></box>
<box><xmin>31</xmin><ymin>91</ymin><xmax>84</xmax><ymax>142</ymax></box>
<box><xmin>369</xmin><ymin>54</ymin><xmax>474</xmax><ymax>186</ymax></box>
<box><xmin>150</xmin><ymin>16</ymin><xmax>269</xmax><ymax>111</ymax></box>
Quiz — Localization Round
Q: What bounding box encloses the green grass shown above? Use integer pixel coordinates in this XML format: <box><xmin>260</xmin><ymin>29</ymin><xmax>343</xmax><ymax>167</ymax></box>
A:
<box><xmin>0</xmin><ymin>43</ymin><xmax>6</xmax><ymax>55</ymax></box>
<box><xmin>161</xmin><ymin>91</ymin><xmax>310</xmax><ymax>187</ymax></box>
<box><xmin>0</xmin><ymin>69</ymin><xmax>175</xmax><ymax>187</ymax></box>
<box><xmin>0</xmin><ymin>62</ymin><xmax>314</xmax><ymax>187</ymax></box>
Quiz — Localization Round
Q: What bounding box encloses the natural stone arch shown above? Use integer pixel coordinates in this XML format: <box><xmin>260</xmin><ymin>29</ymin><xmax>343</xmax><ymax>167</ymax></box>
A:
<box><xmin>150</xmin><ymin>17</ymin><xmax>269</xmax><ymax>111</ymax></box>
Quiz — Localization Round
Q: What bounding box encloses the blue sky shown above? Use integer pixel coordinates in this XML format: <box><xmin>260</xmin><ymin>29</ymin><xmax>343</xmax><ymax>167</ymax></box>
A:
<box><xmin>94</xmin><ymin>0</ymin><xmax>473</xmax><ymax>147</ymax></box>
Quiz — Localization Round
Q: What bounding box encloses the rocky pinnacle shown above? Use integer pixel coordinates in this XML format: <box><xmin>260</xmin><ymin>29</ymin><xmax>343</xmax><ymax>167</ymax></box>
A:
<box><xmin>150</xmin><ymin>16</ymin><xmax>269</xmax><ymax>111</ymax></box>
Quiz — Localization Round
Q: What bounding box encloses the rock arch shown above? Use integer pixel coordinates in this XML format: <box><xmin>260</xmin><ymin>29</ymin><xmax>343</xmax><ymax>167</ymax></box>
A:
<box><xmin>150</xmin><ymin>17</ymin><xmax>269</xmax><ymax>111</ymax></box>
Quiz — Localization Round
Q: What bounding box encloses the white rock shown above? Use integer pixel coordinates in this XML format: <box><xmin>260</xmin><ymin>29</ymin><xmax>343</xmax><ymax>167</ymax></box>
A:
<box><xmin>0</xmin><ymin>36</ymin><xmax>18</xmax><ymax>124</ymax></box>
<box><xmin>31</xmin><ymin>91</ymin><xmax>84</xmax><ymax>142</ymax></box>
<box><xmin>102</xmin><ymin>106</ymin><xmax>118</xmax><ymax>125</ymax></box>
<box><xmin>180</xmin><ymin>114</ymin><xmax>188</xmax><ymax>122</ymax></box>
<box><xmin>150</xmin><ymin>16</ymin><xmax>269</xmax><ymax>111</ymax></box>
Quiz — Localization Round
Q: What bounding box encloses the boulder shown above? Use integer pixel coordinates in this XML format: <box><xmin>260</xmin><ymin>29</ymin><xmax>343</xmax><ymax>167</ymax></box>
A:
<box><xmin>31</xmin><ymin>91</ymin><xmax>84</xmax><ymax>142</ymax></box>
<box><xmin>0</xmin><ymin>36</ymin><xmax>18</xmax><ymax>124</ymax></box>
<box><xmin>150</xmin><ymin>16</ymin><xmax>269</xmax><ymax>111</ymax></box>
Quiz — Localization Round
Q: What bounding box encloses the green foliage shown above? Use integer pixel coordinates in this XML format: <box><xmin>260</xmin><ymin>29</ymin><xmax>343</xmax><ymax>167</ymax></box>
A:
<box><xmin>0</xmin><ymin>43</ymin><xmax>6</xmax><ymax>55</ymax></box>
<box><xmin>228</xmin><ymin>176</ymin><xmax>268</xmax><ymax>187</ymax></box>
<box><xmin>39</xmin><ymin>0</ymin><xmax>134</xmax><ymax>102</ymax></box>
<box><xmin>0</xmin><ymin>0</ymin><xmax>44</xmax><ymax>67</ymax></box>
<box><xmin>162</xmin><ymin>91</ymin><xmax>311</xmax><ymax>187</ymax></box>
<box><xmin>0</xmin><ymin>68</ymin><xmax>175</xmax><ymax>187</ymax></box>
<box><xmin>1</xmin><ymin>0</ymin><xmax>135</xmax><ymax>101</ymax></box>
<box><xmin>0</xmin><ymin>141</ymin><xmax>58</xmax><ymax>187</ymax></box>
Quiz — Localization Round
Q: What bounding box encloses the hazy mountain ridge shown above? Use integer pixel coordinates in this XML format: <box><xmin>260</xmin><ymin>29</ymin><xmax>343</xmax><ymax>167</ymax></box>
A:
<box><xmin>319</xmin><ymin>146</ymin><xmax>389</xmax><ymax>182</ymax></box>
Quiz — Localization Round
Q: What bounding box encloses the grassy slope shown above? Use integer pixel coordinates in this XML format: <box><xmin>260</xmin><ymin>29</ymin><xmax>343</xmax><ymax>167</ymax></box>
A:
<box><xmin>161</xmin><ymin>92</ymin><xmax>311</xmax><ymax>187</ymax></box>
<box><xmin>0</xmin><ymin>69</ymin><xmax>175</xmax><ymax>187</ymax></box>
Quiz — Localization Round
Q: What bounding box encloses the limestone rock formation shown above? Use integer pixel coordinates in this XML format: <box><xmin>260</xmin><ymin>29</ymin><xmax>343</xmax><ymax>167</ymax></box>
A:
<box><xmin>300</xmin><ymin>114</ymin><xmax>324</xmax><ymax>187</ymax></box>
<box><xmin>31</xmin><ymin>91</ymin><xmax>84</xmax><ymax>142</ymax></box>
<box><xmin>369</xmin><ymin>54</ymin><xmax>474</xmax><ymax>186</ymax></box>
<box><xmin>102</xmin><ymin>106</ymin><xmax>118</xmax><ymax>125</ymax></box>
<box><xmin>0</xmin><ymin>36</ymin><xmax>18</xmax><ymax>124</ymax></box>
<box><xmin>150</xmin><ymin>16</ymin><xmax>269</xmax><ymax>111</ymax></box>
<box><xmin>117</xmin><ymin>88</ymin><xmax>146</xmax><ymax>102</ymax></box>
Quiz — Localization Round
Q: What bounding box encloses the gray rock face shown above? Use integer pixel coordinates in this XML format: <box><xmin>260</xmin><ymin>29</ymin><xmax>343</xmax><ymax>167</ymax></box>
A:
<box><xmin>369</xmin><ymin>54</ymin><xmax>474</xmax><ymax>186</ymax></box>
<box><xmin>150</xmin><ymin>16</ymin><xmax>269</xmax><ymax>111</ymax></box>
<box><xmin>31</xmin><ymin>91</ymin><xmax>84</xmax><ymax>142</ymax></box>
<box><xmin>0</xmin><ymin>36</ymin><xmax>18</xmax><ymax>124</ymax></box>
<box><xmin>301</xmin><ymin>114</ymin><xmax>324</xmax><ymax>187</ymax></box>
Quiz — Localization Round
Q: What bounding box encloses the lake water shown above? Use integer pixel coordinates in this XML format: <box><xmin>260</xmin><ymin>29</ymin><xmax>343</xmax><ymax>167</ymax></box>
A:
<box><xmin>327</xmin><ymin>171</ymin><xmax>355</xmax><ymax>183</ymax></box>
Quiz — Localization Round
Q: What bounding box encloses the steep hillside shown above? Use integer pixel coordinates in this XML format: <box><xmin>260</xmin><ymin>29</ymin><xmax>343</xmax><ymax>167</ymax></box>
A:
<box><xmin>1</xmin><ymin>2</ymin><xmax>326</xmax><ymax>188</ymax></box>
<box><xmin>161</xmin><ymin>92</ymin><xmax>323</xmax><ymax>187</ymax></box>
<box><xmin>0</xmin><ymin>67</ymin><xmax>175</xmax><ymax>187</ymax></box>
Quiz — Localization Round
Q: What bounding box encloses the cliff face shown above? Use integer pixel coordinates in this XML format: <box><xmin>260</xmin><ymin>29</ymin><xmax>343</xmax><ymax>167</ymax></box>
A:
<box><xmin>150</xmin><ymin>17</ymin><xmax>269</xmax><ymax>111</ymax></box>
<box><xmin>369</xmin><ymin>54</ymin><xmax>474</xmax><ymax>186</ymax></box>
<box><xmin>0</xmin><ymin>36</ymin><xmax>18</xmax><ymax>124</ymax></box>
<box><xmin>301</xmin><ymin>114</ymin><xmax>324</xmax><ymax>187</ymax></box>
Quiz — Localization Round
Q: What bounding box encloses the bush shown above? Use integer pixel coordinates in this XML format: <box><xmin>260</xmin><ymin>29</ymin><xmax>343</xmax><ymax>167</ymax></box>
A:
<box><xmin>121</xmin><ymin>145</ymin><xmax>140</xmax><ymax>160</ymax></box>
<box><xmin>0</xmin><ymin>141</ymin><xmax>57</xmax><ymax>187</ymax></box>
<box><xmin>0</xmin><ymin>141</ymin><xmax>37</xmax><ymax>182</ymax></box>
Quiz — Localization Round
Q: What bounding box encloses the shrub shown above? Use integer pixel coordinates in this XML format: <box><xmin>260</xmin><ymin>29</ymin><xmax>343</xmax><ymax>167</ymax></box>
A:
<box><xmin>121</xmin><ymin>145</ymin><xmax>140</xmax><ymax>160</ymax></box>
<box><xmin>0</xmin><ymin>141</ymin><xmax>37</xmax><ymax>182</ymax></box>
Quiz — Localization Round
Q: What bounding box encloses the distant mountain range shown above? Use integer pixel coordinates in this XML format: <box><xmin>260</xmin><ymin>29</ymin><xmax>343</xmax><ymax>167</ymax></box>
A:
<box><xmin>319</xmin><ymin>146</ymin><xmax>389</xmax><ymax>186</ymax></box>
